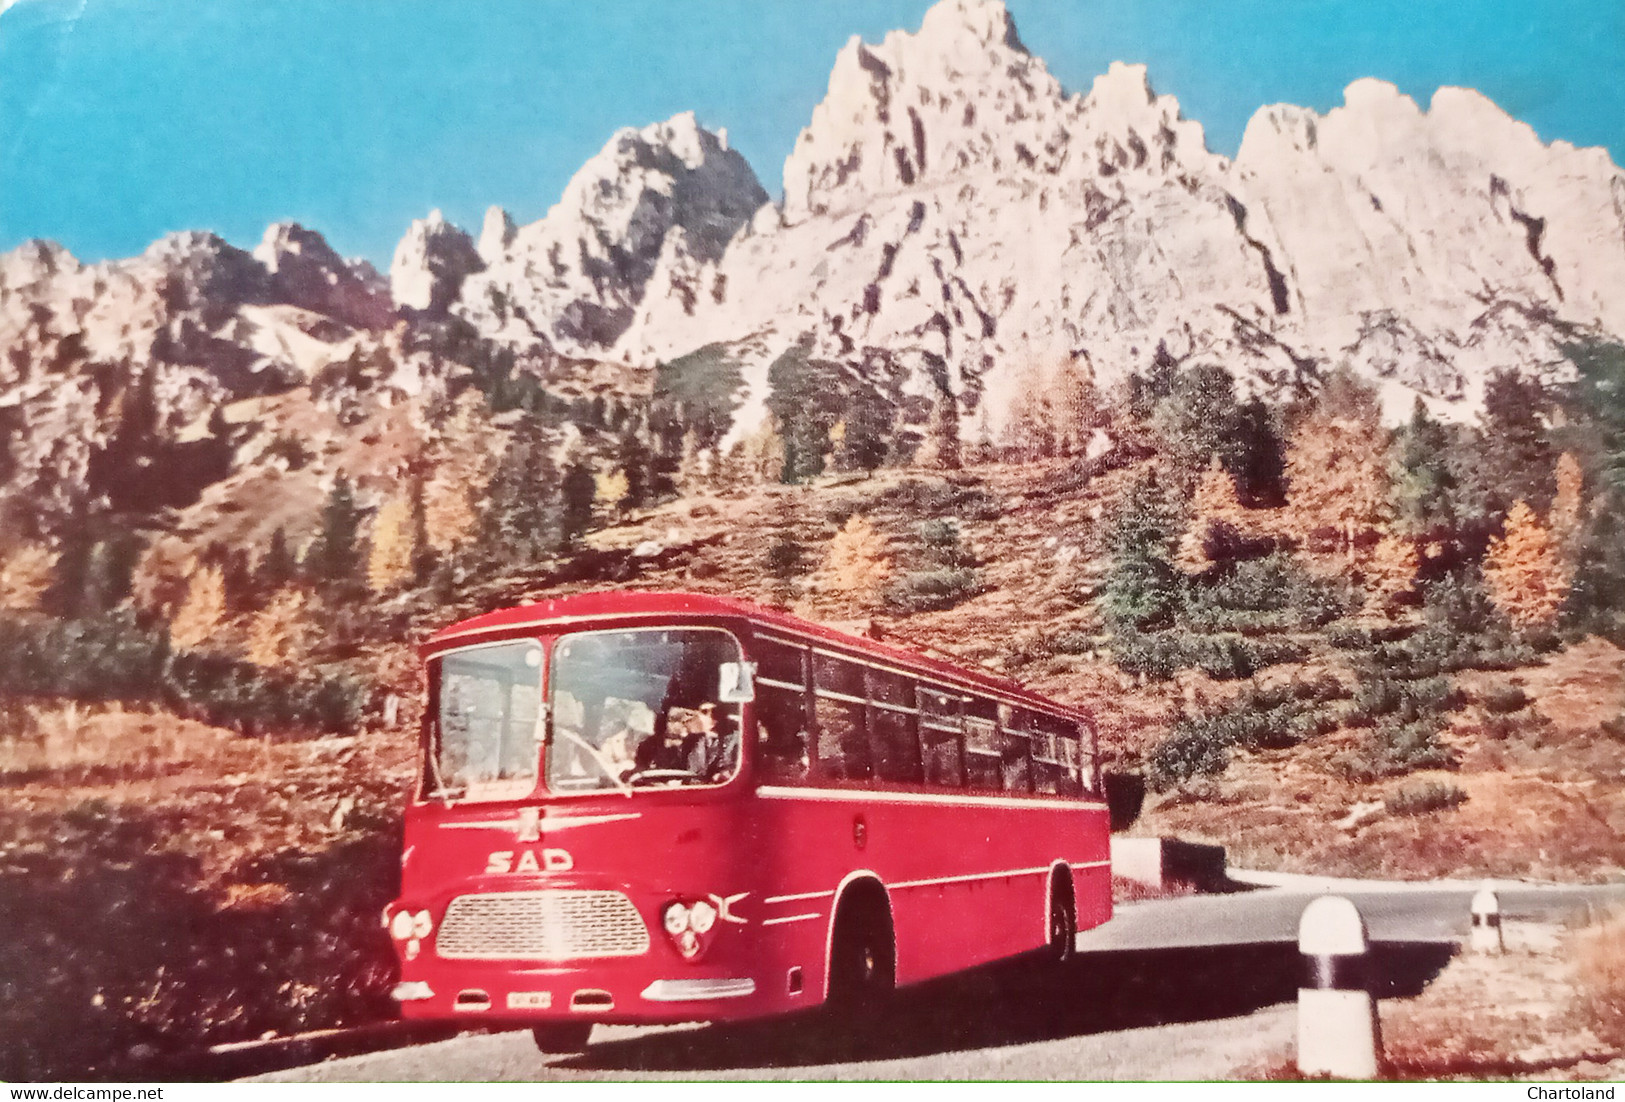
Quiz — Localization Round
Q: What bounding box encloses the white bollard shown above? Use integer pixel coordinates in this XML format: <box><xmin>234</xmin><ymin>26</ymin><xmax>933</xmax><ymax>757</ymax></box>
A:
<box><xmin>1297</xmin><ymin>895</ymin><xmax>1382</xmax><ymax>1079</ymax></box>
<box><xmin>1470</xmin><ymin>882</ymin><xmax>1503</xmax><ymax>954</ymax></box>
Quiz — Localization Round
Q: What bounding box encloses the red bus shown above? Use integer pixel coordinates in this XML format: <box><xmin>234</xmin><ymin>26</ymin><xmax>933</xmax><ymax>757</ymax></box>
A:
<box><xmin>386</xmin><ymin>591</ymin><xmax>1111</xmax><ymax>1050</ymax></box>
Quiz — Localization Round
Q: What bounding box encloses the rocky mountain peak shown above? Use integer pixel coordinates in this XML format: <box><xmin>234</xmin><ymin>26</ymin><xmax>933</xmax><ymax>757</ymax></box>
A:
<box><xmin>137</xmin><ymin>231</ymin><xmax>269</xmax><ymax>310</ymax></box>
<box><xmin>0</xmin><ymin>239</ymin><xmax>80</xmax><ymax>295</ymax></box>
<box><xmin>390</xmin><ymin>209</ymin><xmax>483</xmax><ymax>316</ymax></box>
<box><xmin>778</xmin><ymin>0</ymin><xmax>1215</xmax><ymax>223</ymax></box>
<box><xmin>451</xmin><ymin>112</ymin><xmax>766</xmax><ymax>355</ymax></box>
<box><xmin>916</xmin><ymin>0</ymin><xmax>1024</xmax><ymax>54</ymax></box>
<box><xmin>477</xmin><ymin>206</ymin><xmax>517</xmax><ymax>267</ymax></box>
<box><xmin>253</xmin><ymin>221</ymin><xmax>393</xmax><ymax>330</ymax></box>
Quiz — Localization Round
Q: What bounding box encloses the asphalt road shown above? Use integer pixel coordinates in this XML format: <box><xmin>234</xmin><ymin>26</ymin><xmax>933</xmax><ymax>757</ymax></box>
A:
<box><xmin>251</xmin><ymin>876</ymin><xmax>1625</xmax><ymax>1083</ymax></box>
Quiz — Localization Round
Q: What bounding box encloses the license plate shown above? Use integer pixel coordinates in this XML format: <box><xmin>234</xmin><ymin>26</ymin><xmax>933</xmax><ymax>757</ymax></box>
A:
<box><xmin>507</xmin><ymin>991</ymin><xmax>552</xmax><ymax>1010</ymax></box>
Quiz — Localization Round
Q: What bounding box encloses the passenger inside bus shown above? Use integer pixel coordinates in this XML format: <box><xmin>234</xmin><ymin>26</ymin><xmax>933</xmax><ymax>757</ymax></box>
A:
<box><xmin>633</xmin><ymin>706</ymin><xmax>693</xmax><ymax>772</ymax></box>
<box><xmin>686</xmin><ymin>702</ymin><xmax>739</xmax><ymax>781</ymax></box>
<box><xmin>756</xmin><ymin>693</ymin><xmax>810</xmax><ymax>782</ymax></box>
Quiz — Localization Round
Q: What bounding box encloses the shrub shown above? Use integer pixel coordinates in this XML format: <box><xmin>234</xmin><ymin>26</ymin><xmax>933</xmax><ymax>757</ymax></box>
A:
<box><xmin>1480</xmin><ymin>683</ymin><xmax>1529</xmax><ymax>715</ymax></box>
<box><xmin>1147</xmin><ymin>676</ymin><xmax>1345</xmax><ymax>788</ymax></box>
<box><xmin>871</xmin><ymin>478</ymin><xmax>1002</xmax><ymax>520</ymax></box>
<box><xmin>1147</xmin><ymin>727</ymin><xmax>1231</xmax><ymax>789</ymax></box>
<box><xmin>882</xmin><ymin>568</ymin><xmax>981</xmax><ymax>612</ymax></box>
<box><xmin>1049</xmin><ymin>630</ymin><xmax>1098</xmax><ymax>656</ymax></box>
<box><xmin>1327</xmin><ymin>622</ymin><xmax>1416</xmax><ymax>649</ymax></box>
<box><xmin>1190</xmin><ymin>552</ymin><xmax>1354</xmax><ymax>627</ymax></box>
<box><xmin>1384</xmin><ymin>780</ymin><xmax>1468</xmax><ymax>815</ymax></box>
<box><xmin>1348</xmin><ymin>675</ymin><xmax>1461</xmax><ymax>727</ymax></box>
<box><xmin>0</xmin><ymin>613</ymin><xmax>369</xmax><ymax>737</ymax></box>
<box><xmin>1110</xmin><ymin>632</ymin><xmax>1183</xmax><ymax>680</ymax></box>
<box><xmin>1575</xmin><ymin>911</ymin><xmax>1625</xmax><ymax>1048</ymax></box>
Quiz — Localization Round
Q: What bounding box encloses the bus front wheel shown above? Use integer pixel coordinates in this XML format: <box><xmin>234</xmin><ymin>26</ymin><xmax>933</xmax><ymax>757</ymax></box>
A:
<box><xmin>827</xmin><ymin>893</ymin><xmax>895</xmax><ymax>1015</ymax></box>
<box><xmin>1047</xmin><ymin>870</ymin><xmax>1076</xmax><ymax>963</ymax></box>
<box><xmin>532</xmin><ymin>1021</ymin><xmax>593</xmax><ymax>1054</ymax></box>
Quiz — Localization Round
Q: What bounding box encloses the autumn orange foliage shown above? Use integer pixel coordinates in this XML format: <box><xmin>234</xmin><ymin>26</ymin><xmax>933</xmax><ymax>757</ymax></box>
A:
<box><xmin>1483</xmin><ymin>499</ymin><xmax>1568</xmax><ymax>629</ymax></box>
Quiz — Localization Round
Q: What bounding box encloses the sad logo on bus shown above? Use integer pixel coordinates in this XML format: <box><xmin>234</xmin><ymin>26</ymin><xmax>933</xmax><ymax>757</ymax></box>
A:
<box><xmin>486</xmin><ymin>848</ymin><xmax>574</xmax><ymax>874</ymax></box>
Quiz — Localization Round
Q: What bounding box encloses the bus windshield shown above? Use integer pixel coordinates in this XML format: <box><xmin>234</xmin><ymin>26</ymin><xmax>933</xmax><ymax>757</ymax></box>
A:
<box><xmin>429</xmin><ymin>640</ymin><xmax>544</xmax><ymax>802</ymax></box>
<box><xmin>548</xmin><ymin>628</ymin><xmax>745</xmax><ymax>793</ymax></box>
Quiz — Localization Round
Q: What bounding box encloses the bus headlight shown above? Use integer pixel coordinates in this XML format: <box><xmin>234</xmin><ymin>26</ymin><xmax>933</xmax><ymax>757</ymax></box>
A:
<box><xmin>662</xmin><ymin>902</ymin><xmax>691</xmax><ymax>936</ymax></box>
<box><xmin>390</xmin><ymin>910</ymin><xmax>415</xmax><ymax>940</ymax></box>
<box><xmin>412</xmin><ymin>910</ymin><xmax>434</xmax><ymax>939</ymax></box>
<box><xmin>689</xmin><ymin>899</ymin><xmax>717</xmax><ymax>934</ymax></box>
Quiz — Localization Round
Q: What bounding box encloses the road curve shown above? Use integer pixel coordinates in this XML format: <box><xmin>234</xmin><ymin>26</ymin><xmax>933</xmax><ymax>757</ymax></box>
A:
<box><xmin>251</xmin><ymin>878</ymin><xmax>1623</xmax><ymax>1082</ymax></box>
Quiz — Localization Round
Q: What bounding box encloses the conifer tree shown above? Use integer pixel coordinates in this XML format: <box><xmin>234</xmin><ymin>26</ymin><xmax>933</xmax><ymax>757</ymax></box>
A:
<box><xmin>1362</xmin><ymin>534</ymin><xmax>1420</xmax><ymax>613</ymax></box>
<box><xmin>1100</xmin><ymin>472</ymin><xmax>1181</xmax><ymax>635</ymax></box>
<box><xmin>735</xmin><ymin>416</ymin><xmax>786</xmax><ymax>485</ymax></box>
<box><xmin>842</xmin><ymin>386</ymin><xmax>891</xmax><ymax>475</ymax></box>
<box><xmin>765</xmin><ymin>493</ymin><xmax>808</xmax><ymax>598</ymax></box>
<box><xmin>0</xmin><ymin>543</ymin><xmax>57</xmax><ymax>611</ymax></box>
<box><xmin>1475</xmin><ymin>369</ymin><xmax>1556</xmax><ymax>515</ymax></box>
<box><xmin>1483</xmin><ymin>499</ymin><xmax>1568</xmax><ymax>630</ymax></box>
<box><xmin>1176</xmin><ymin>458</ymin><xmax>1246</xmax><ymax>574</ymax></box>
<box><xmin>424</xmin><ymin>395</ymin><xmax>497</xmax><ymax>556</ymax></box>
<box><xmin>483</xmin><ymin>417</ymin><xmax>560</xmax><ymax>563</ymax></box>
<box><xmin>615</xmin><ymin>426</ymin><xmax>654</xmax><ymax>509</ymax></box>
<box><xmin>823</xmin><ymin>515</ymin><xmax>893</xmax><ymax>606</ymax></box>
<box><xmin>257</xmin><ymin>527</ymin><xmax>296</xmax><ymax>597</ymax></box>
<box><xmin>1228</xmin><ymin>396</ymin><xmax>1288</xmax><ymax>507</ymax></box>
<box><xmin>595</xmin><ymin>468</ymin><xmax>631</xmax><ymax>516</ymax></box>
<box><xmin>1153</xmin><ymin>362</ymin><xmax>1242</xmax><ymax>484</ymax></box>
<box><xmin>1550</xmin><ymin>452</ymin><xmax>1585</xmax><ymax>558</ymax></box>
<box><xmin>928</xmin><ymin>382</ymin><xmax>962</xmax><ymax>471</ymax></box>
<box><xmin>1283</xmin><ymin>371</ymin><xmax>1392</xmax><ymax>553</ymax></box>
<box><xmin>1391</xmin><ymin>398</ymin><xmax>1458</xmax><ymax>539</ymax></box>
<box><xmin>1002</xmin><ymin>362</ymin><xmax>1054</xmax><ymax>461</ymax></box>
<box><xmin>367</xmin><ymin>497</ymin><xmax>417</xmax><ymax>594</ymax></box>
<box><xmin>307</xmin><ymin>474</ymin><xmax>364</xmax><ymax>590</ymax></box>
<box><xmin>408</xmin><ymin>471</ymin><xmax>434</xmax><ymax>584</ymax></box>
<box><xmin>247</xmin><ymin>588</ymin><xmax>312</xmax><ymax>668</ymax></box>
<box><xmin>560</xmin><ymin>459</ymin><xmax>596</xmax><ymax>547</ymax></box>
<box><xmin>170</xmin><ymin>564</ymin><xmax>227</xmax><ymax>652</ymax></box>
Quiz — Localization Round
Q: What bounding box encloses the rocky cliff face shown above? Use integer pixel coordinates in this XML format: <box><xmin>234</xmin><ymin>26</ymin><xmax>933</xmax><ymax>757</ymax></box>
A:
<box><xmin>605</xmin><ymin>0</ymin><xmax>1625</xmax><ymax>434</ymax></box>
<box><xmin>454</xmin><ymin>112</ymin><xmax>769</xmax><ymax>358</ymax></box>
<box><xmin>0</xmin><ymin>223</ymin><xmax>450</xmax><ymax>532</ymax></box>
<box><xmin>4</xmin><ymin>0</ymin><xmax>1624</xmax><ymax>537</ymax></box>
<box><xmin>390</xmin><ymin>210</ymin><xmax>484</xmax><ymax>317</ymax></box>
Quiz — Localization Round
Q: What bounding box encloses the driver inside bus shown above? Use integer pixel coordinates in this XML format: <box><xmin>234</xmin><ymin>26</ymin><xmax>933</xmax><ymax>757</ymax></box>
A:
<box><xmin>633</xmin><ymin>706</ymin><xmax>695</xmax><ymax>772</ymax></box>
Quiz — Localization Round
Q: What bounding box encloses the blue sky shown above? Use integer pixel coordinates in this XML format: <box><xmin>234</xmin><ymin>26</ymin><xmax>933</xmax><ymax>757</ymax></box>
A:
<box><xmin>3</xmin><ymin>0</ymin><xmax>1621</xmax><ymax>267</ymax></box>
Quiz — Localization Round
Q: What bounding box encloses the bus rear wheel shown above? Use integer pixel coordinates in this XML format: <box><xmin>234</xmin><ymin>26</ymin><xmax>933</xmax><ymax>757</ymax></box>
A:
<box><xmin>1047</xmin><ymin>870</ymin><xmax>1076</xmax><ymax>963</ymax></box>
<box><xmin>531</xmin><ymin>1021</ymin><xmax>594</xmax><ymax>1054</ymax></box>
<box><xmin>828</xmin><ymin>896</ymin><xmax>895</xmax><ymax>1016</ymax></box>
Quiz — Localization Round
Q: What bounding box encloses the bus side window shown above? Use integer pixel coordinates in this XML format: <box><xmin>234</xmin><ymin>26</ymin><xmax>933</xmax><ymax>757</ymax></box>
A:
<box><xmin>753</xmin><ymin>636</ymin><xmax>805</xmax><ymax>687</ymax></box>
<box><xmin>1031</xmin><ymin>714</ymin><xmax>1081</xmax><ymax>796</ymax></box>
<box><xmin>963</xmin><ymin>712</ymin><xmax>1002</xmax><ymax>792</ymax></box>
<box><xmin>867</xmin><ymin>668</ymin><xmax>922</xmax><ymax>785</ymax></box>
<box><xmin>814</xmin><ymin>654</ymin><xmax>871</xmax><ymax>783</ymax></box>
<box><xmin>919</xmin><ymin>688</ymin><xmax>964</xmax><ymax>788</ymax></box>
<box><xmin>751</xmin><ymin>636</ymin><xmax>811</xmax><ymax>783</ymax></box>
<box><xmin>755</xmin><ymin>684</ymin><xmax>809</xmax><ymax>783</ymax></box>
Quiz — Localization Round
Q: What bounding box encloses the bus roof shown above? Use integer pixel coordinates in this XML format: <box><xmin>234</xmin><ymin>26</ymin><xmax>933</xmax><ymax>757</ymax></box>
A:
<box><xmin>423</xmin><ymin>590</ymin><xmax>1089</xmax><ymax>723</ymax></box>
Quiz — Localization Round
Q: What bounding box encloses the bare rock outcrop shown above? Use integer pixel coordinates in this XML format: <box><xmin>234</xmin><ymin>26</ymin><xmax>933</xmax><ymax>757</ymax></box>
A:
<box><xmin>390</xmin><ymin>210</ymin><xmax>484</xmax><ymax>316</ymax></box>
<box><xmin>254</xmin><ymin>222</ymin><xmax>395</xmax><ymax>331</ymax></box>
<box><xmin>454</xmin><ymin>112</ymin><xmax>768</xmax><ymax>356</ymax></box>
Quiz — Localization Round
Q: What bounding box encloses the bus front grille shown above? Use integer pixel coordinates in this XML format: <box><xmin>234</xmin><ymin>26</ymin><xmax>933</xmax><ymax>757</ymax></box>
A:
<box><xmin>436</xmin><ymin>890</ymin><xmax>651</xmax><ymax>961</ymax></box>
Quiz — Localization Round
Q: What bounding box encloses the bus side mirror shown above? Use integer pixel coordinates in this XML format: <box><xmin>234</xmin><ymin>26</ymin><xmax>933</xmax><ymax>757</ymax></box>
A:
<box><xmin>718</xmin><ymin>662</ymin><xmax>756</xmax><ymax>704</ymax></box>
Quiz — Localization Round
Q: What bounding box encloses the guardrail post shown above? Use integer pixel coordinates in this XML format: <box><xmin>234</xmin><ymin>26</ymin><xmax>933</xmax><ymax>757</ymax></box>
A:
<box><xmin>1297</xmin><ymin>895</ymin><xmax>1381</xmax><ymax>1079</ymax></box>
<box><xmin>1470</xmin><ymin>882</ymin><xmax>1503</xmax><ymax>954</ymax></box>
